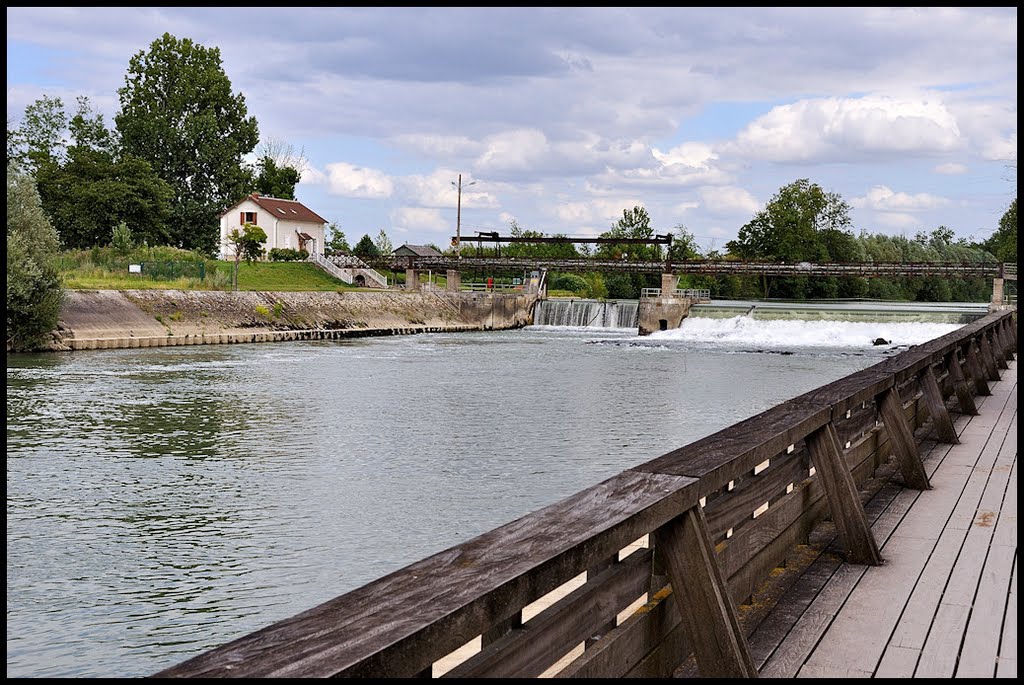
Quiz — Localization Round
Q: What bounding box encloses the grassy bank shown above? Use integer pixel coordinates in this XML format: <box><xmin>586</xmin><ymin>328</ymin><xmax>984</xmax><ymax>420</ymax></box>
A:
<box><xmin>58</xmin><ymin>246</ymin><xmax>356</xmax><ymax>292</ymax></box>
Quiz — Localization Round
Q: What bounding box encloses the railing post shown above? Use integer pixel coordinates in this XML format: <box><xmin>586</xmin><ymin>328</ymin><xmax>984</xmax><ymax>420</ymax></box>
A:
<box><xmin>986</xmin><ymin>328</ymin><xmax>1010</xmax><ymax>371</ymax></box>
<box><xmin>919</xmin><ymin>366</ymin><xmax>960</xmax><ymax>444</ymax></box>
<box><xmin>877</xmin><ymin>387</ymin><xmax>931</xmax><ymax>490</ymax></box>
<box><xmin>806</xmin><ymin>422</ymin><xmax>883</xmax><ymax>565</ymax></box>
<box><xmin>997</xmin><ymin>319</ymin><xmax>1015</xmax><ymax>359</ymax></box>
<box><xmin>943</xmin><ymin>350</ymin><xmax>977</xmax><ymax>416</ymax></box>
<box><xmin>978</xmin><ymin>331</ymin><xmax>1001</xmax><ymax>380</ymax></box>
<box><xmin>964</xmin><ymin>339</ymin><xmax>992</xmax><ymax>396</ymax></box>
<box><xmin>654</xmin><ymin>506</ymin><xmax>757</xmax><ymax>678</ymax></box>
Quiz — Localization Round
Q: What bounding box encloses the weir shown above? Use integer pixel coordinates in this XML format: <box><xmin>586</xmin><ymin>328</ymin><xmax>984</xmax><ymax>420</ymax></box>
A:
<box><xmin>154</xmin><ymin>311</ymin><xmax>1016</xmax><ymax>678</ymax></box>
<box><xmin>533</xmin><ymin>298</ymin><xmax>639</xmax><ymax>329</ymax></box>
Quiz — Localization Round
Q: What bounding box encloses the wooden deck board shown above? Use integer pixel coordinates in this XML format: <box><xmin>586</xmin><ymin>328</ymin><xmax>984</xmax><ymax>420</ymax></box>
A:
<box><xmin>997</xmin><ymin>555</ymin><xmax>1016</xmax><ymax>679</ymax></box>
<box><xmin>755</xmin><ymin>362</ymin><xmax>1016</xmax><ymax>679</ymax></box>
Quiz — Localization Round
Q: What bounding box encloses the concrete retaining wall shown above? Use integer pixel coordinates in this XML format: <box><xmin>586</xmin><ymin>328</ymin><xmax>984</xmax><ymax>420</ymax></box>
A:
<box><xmin>49</xmin><ymin>289</ymin><xmax>538</xmax><ymax>352</ymax></box>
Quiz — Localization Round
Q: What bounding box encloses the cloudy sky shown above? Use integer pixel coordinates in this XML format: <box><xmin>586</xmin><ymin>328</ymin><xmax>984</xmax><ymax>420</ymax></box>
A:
<box><xmin>6</xmin><ymin>7</ymin><xmax>1017</xmax><ymax>252</ymax></box>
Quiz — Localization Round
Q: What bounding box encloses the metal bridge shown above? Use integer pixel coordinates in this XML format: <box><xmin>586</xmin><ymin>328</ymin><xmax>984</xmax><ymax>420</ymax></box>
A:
<box><xmin>371</xmin><ymin>256</ymin><xmax>1017</xmax><ymax>280</ymax></box>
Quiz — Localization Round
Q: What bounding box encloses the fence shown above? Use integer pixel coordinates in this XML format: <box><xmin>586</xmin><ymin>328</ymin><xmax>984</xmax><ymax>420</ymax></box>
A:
<box><xmin>129</xmin><ymin>261</ymin><xmax>205</xmax><ymax>281</ymax></box>
<box><xmin>155</xmin><ymin>309</ymin><xmax>1016</xmax><ymax>678</ymax></box>
<box><xmin>640</xmin><ymin>287</ymin><xmax>711</xmax><ymax>300</ymax></box>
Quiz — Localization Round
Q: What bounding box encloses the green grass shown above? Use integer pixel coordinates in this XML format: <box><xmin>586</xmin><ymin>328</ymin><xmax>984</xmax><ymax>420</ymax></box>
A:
<box><xmin>232</xmin><ymin>262</ymin><xmax>353</xmax><ymax>291</ymax></box>
<box><xmin>58</xmin><ymin>246</ymin><xmax>360</xmax><ymax>292</ymax></box>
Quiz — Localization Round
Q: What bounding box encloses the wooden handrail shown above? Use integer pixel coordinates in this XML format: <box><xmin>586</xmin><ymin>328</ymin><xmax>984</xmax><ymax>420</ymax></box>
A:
<box><xmin>155</xmin><ymin>309</ymin><xmax>1016</xmax><ymax>679</ymax></box>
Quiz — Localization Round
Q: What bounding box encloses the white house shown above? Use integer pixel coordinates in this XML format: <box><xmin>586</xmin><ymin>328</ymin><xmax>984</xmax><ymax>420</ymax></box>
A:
<box><xmin>219</xmin><ymin>193</ymin><xmax>328</xmax><ymax>260</ymax></box>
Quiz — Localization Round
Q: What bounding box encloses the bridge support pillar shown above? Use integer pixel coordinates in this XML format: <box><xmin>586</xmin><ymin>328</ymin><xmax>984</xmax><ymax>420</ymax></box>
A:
<box><xmin>405</xmin><ymin>268</ymin><xmax>420</xmax><ymax>291</ymax></box>
<box><xmin>446</xmin><ymin>270</ymin><xmax>461</xmax><ymax>292</ymax></box>
<box><xmin>661</xmin><ymin>272</ymin><xmax>679</xmax><ymax>296</ymax></box>
<box><xmin>990</xmin><ymin>277</ymin><xmax>1004</xmax><ymax>309</ymax></box>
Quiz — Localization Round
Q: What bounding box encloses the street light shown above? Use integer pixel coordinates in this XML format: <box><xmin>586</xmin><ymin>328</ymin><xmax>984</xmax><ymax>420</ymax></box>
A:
<box><xmin>451</xmin><ymin>173</ymin><xmax>476</xmax><ymax>260</ymax></box>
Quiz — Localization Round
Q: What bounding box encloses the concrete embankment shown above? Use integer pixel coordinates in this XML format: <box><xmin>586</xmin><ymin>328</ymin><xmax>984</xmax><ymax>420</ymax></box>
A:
<box><xmin>48</xmin><ymin>289</ymin><xmax>538</xmax><ymax>351</ymax></box>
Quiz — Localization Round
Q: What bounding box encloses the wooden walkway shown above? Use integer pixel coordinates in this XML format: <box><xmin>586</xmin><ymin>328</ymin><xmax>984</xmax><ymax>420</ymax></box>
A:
<box><xmin>751</xmin><ymin>362</ymin><xmax>1017</xmax><ymax>679</ymax></box>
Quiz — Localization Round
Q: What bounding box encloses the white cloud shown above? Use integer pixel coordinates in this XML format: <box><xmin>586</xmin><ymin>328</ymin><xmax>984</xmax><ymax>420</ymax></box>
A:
<box><xmin>296</xmin><ymin>160</ymin><xmax>328</xmax><ymax>185</ymax></box>
<box><xmin>871</xmin><ymin>212</ymin><xmax>922</xmax><ymax>229</ymax></box>
<box><xmin>730</xmin><ymin>95</ymin><xmax>962</xmax><ymax>162</ymax></box>
<box><xmin>401</xmin><ymin>170</ymin><xmax>500</xmax><ymax>209</ymax></box>
<box><xmin>390</xmin><ymin>207</ymin><xmax>449</xmax><ymax>234</ymax></box>
<box><xmin>934</xmin><ymin>162</ymin><xmax>967</xmax><ymax>175</ymax></box>
<box><xmin>324</xmin><ymin>162</ymin><xmax>394</xmax><ymax>198</ymax></box>
<box><xmin>475</xmin><ymin>129</ymin><xmax>550</xmax><ymax>173</ymax></box>
<box><xmin>698</xmin><ymin>186</ymin><xmax>761</xmax><ymax>216</ymax></box>
<box><xmin>391</xmin><ymin>134</ymin><xmax>482</xmax><ymax>159</ymax></box>
<box><xmin>851</xmin><ymin>185</ymin><xmax>950</xmax><ymax>212</ymax></box>
<box><xmin>981</xmin><ymin>133</ymin><xmax>1017</xmax><ymax>162</ymax></box>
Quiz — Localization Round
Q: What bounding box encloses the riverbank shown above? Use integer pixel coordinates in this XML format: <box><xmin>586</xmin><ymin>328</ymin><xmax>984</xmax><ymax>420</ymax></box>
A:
<box><xmin>45</xmin><ymin>289</ymin><xmax>538</xmax><ymax>351</ymax></box>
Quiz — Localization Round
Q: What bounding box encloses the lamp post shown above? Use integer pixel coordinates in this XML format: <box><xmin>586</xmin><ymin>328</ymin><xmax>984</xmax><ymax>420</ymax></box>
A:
<box><xmin>451</xmin><ymin>173</ymin><xmax>476</xmax><ymax>260</ymax></box>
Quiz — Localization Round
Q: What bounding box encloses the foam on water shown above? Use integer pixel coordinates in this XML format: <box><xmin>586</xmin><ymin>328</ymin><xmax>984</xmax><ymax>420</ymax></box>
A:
<box><xmin>648</xmin><ymin>315</ymin><xmax>963</xmax><ymax>350</ymax></box>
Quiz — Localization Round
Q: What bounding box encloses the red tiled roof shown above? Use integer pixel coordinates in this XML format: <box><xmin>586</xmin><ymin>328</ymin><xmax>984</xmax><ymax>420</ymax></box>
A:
<box><xmin>223</xmin><ymin>193</ymin><xmax>328</xmax><ymax>225</ymax></box>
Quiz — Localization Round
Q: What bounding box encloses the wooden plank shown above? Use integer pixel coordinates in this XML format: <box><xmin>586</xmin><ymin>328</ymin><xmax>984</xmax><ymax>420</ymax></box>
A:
<box><xmin>878</xmin><ymin>387</ymin><xmax>931</xmax><ymax>490</ymax></box>
<box><xmin>556</xmin><ymin>584</ymin><xmax>685</xmax><ymax>679</ymax></box>
<box><xmin>947</xmin><ymin>350</ymin><xmax>979</xmax><ymax>416</ymax></box>
<box><xmin>833</xmin><ymin>403</ymin><xmax>878</xmax><ymax>447</ymax></box>
<box><xmin>806</xmin><ymin>423</ymin><xmax>882</xmax><ymax>565</ymax></box>
<box><xmin>997</xmin><ymin>555</ymin><xmax>1017</xmax><ymax>679</ymax></box>
<box><xmin>957</xmin><ymin>543</ymin><xmax>1016</xmax><ymax>677</ymax></box>
<box><xmin>915</xmin><ymin>603</ymin><xmax>972</xmax><ymax>677</ymax></box>
<box><xmin>655</xmin><ymin>507</ymin><xmax>757</xmax><ymax>678</ymax></box>
<box><xmin>921</xmin><ymin>366</ymin><xmax>959</xmax><ymax>443</ymax></box>
<box><xmin>154</xmin><ymin>470</ymin><xmax>698</xmax><ymax>678</ymax></box>
<box><xmin>704</xmin><ymin>448</ymin><xmax>808</xmax><ymax>543</ymax></box>
<box><xmin>445</xmin><ymin>549</ymin><xmax>652</xmax><ymax>677</ymax></box>
<box><xmin>634</xmin><ymin>400</ymin><xmax>829</xmax><ymax>497</ymax></box>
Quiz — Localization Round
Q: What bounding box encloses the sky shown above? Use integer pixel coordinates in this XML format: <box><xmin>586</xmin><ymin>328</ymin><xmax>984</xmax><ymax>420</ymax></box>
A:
<box><xmin>6</xmin><ymin>7</ymin><xmax>1018</xmax><ymax>253</ymax></box>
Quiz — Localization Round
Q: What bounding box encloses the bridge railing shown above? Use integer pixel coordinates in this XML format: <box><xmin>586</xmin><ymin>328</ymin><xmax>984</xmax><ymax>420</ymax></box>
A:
<box><xmin>155</xmin><ymin>310</ymin><xmax>1017</xmax><ymax>679</ymax></box>
<box><xmin>640</xmin><ymin>287</ymin><xmax>711</xmax><ymax>300</ymax></box>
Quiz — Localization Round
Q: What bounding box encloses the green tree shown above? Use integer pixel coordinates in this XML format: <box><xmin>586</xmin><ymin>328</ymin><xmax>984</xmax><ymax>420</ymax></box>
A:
<box><xmin>353</xmin><ymin>233</ymin><xmax>381</xmax><ymax>259</ymax></box>
<box><xmin>255</xmin><ymin>156</ymin><xmax>301</xmax><ymax>200</ymax></box>
<box><xmin>111</xmin><ymin>221</ymin><xmax>134</xmax><ymax>255</ymax></box>
<box><xmin>984</xmin><ymin>199</ymin><xmax>1017</xmax><ymax>262</ymax></box>
<box><xmin>7</xmin><ymin>163</ymin><xmax>64</xmax><ymax>351</ymax></box>
<box><xmin>326</xmin><ymin>222</ymin><xmax>351</xmax><ymax>255</ymax></box>
<box><xmin>116</xmin><ymin>32</ymin><xmax>259</xmax><ymax>254</ymax></box>
<box><xmin>225</xmin><ymin>222</ymin><xmax>267</xmax><ymax>290</ymax></box>
<box><xmin>726</xmin><ymin>179</ymin><xmax>853</xmax><ymax>298</ymax></box>
<box><xmin>7</xmin><ymin>95</ymin><xmax>67</xmax><ymax>175</ymax></box>
<box><xmin>666</xmin><ymin>224</ymin><xmax>702</xmax><ymax>262</ymax></box>
<box><xmin>12</xmin><ymin>96</ymin><xmax>173</xmax><ymax>249</ymax></box>
<box><xmin>375</xmin><ymin>229</ymin><xmax>393</xmax><ymax>256</ymax></box>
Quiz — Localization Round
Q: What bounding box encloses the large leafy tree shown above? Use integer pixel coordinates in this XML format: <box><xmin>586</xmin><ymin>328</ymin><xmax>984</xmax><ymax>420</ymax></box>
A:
<box><xmin>7</xmin><ymin>163</ymin><xmax>64</xmax><ymax>351</ymax></box>
<box><xmin>14</xmin><ymin>96</ymin><xmax>173</xmax><ymax>249</ymax></box>
<box><xmin>595</xmin><ymin>206</ymin><xmax>661</xmax><ymax>298</ymax></box>
<box><xmin>726</xmin><ymin>179</ymin><xmax>854</xmax><ymax>297</ymax></box>
<box><xmin>6</xmin><ymin>95</ymin><xmax>67</xmax><ymax>175</ymax></box>
<box><xmin>255</xmin><ymin>156</ymin><xmax>301</xmax><ymax>200</ymax></box>
<box><xmin>984</xmin><ymin>199</ymin><xmax>1017</xmax><ymax>262</ymax></box>
<box><xmin>116</xmin><ymin>32</ymin><xmax>259</xmax><ymax>255</ymax></box>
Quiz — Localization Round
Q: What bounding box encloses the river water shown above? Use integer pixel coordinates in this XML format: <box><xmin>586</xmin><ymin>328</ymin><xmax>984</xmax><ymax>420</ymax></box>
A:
<box><xmin>6</xmin><ymin>314</ymin><xmax>966</xmax><ymax>677</ymax></box>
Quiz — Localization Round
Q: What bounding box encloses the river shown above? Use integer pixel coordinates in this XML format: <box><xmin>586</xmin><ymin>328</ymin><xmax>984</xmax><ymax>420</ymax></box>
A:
<box><xmin>5</xmin><ymin>312</ymin><xmax>968</xmax><ymax>677</ymax></box>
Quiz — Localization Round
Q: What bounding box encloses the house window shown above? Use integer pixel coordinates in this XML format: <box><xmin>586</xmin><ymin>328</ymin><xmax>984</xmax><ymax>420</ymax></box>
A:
<box><xmin>240</xmin><ymin>211</ymin><xmax>258</xmax><ymax>225</ymax></box>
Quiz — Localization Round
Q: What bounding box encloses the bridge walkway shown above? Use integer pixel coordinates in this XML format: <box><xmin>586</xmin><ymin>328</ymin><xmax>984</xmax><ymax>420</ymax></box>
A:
<box><xmin>750</xmin><ymin>362</ymin><xmax>1016</xmax><ymax>678</ymax></box>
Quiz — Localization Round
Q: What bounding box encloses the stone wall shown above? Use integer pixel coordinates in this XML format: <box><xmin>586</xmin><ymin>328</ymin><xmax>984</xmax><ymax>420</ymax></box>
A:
<box><xmin>48</xmin><ymin>289</ymin><xmax>539</xmax><ymax>351</ymax></box>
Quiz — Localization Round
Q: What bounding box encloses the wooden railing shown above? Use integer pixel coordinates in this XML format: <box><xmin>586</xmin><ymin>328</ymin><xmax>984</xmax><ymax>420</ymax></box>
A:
<box><xmin>155</xmin><ymin>310</ymin><xmax>1017</xmax><ymax>679</ymax></box>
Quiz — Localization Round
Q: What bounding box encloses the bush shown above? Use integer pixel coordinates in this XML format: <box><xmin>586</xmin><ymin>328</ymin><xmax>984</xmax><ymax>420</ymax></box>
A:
<box><xmin>549</xmin><ymin>273</ymin><xmax>590</xmax><ymax>295</ymax></box>
<box><xmin>7</xmin><ymin>164</ymin><xmax>64</xmax><ymax>351</ymax></box>
<box><xmin>268</xmin><ymin>247</ymin><xmax>307</xmax><ymax>262</ymax></box>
